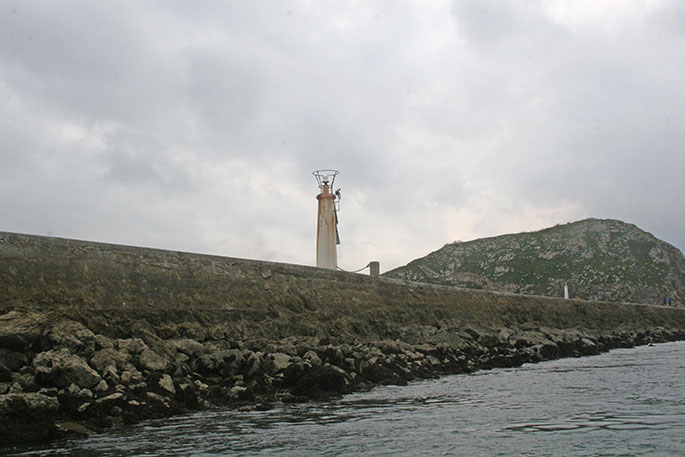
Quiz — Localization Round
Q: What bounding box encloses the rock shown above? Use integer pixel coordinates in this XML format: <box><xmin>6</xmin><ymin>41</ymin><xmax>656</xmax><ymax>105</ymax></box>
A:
<box><xmin>0</xmin><ymin>393</ymin><xmax>59</xmax><ymax>444</ymax></box>
<box><xmin>46</xmin><ymin>320</ymin><xmax>96</xmax><ymax>356</ymax></box>
<box><xmin>0</xmin><ymin>363</ymin><xmax>11</xmax><ymax>382</ymax></box>
<box><xmin>0</xmin><ymin>311</ymin><xmax>46</xmax><ymax>351</ymax></box>
<box><xmin>158</xmin><ymin>374</ymin><xmax>175</xmax><ymax>395</ymax></box>
<box><xmin>90</xmin><ymin>348</ymin><xmax>132</xmax><ymax>372</ymax></box>
<box><xmin>381</xmin><ymin>341</ymin><xmax>402</xmax><ymax>355</ymax></box>
<box><xmin>120</xmin><ymin>369</ymin><xmax>144</xmax><ymax>385</ymax></box>
<box><xmin>476</xmin><ymin>332</ymin><xmax>501</xmax><ymax>348</ymax></box>
<box><xmin>93</xmin><ymin>379</ymin><xmax>109</xmax><ymax>393</ymax></box>
<box><xmin>511</xmin><ymin>330</ymin><xmax>555</xmax><ymax>349</ymax></box>
<box><xmin>139</xmin><ymin>349</ymin><xmax>168</xmax><ymax>372</ymax></box>
<box><xmin>267</xmin><ymin>342</ymin><xmax>298</xmax><ymax>356</ymax></box>
<box><xmin>363</xmin><ymin>365</ymin><xmax>397</xmax><ymax>384</ymax></box>
<box><xmin>38</xmin><ymin>387</ymin><xmax>59</xmax><ymax>396</ymax></box>
<box><xmin>0</xmin><ymin>349</ymin><xmax>29</xmax><ymax>372</ymax></box>
<box><xmin>55</xmin><ymin>421</ymin><xmax>93</xmax><ymax>438</ymax></box>
<box><xmin>244</xmin><ymin>351</ymin><xmax>263</xmax><ymax>377</ymax></box>
<box><xmin>303</xmin><ymin>350</ymin><xmax>322</xmax><ymax>367</ymax></box>
<box><xmin>579</xmin><ymin>337</ymin><xmax>599</xmax><ymax>355</ymax></box>
<box><xmin>96</xmin><ymin>392</ymin><xmax>124</xmax><ymax>404</ymax></box>
<box><xmin>191</xmin><ymin>353</ymin><xmax>219</xmax><ymax>375</ymax></box>
<box><xmin>172</xmin><ymin>339</ymin><xmax>207</xmax><ymax>358</ymax></box>
<box><xmin>146</xmin><ymin>392</ymin><xmax>170</xmax><ymax>408</ymax></box>
<box><xmin>34</xmin><ymin>349</ymin><xmax>101</xmax><ymax>389</ymax></box>
<box><xmin>94</xmin><ymin>335</ymin><xmax>115</xmax><ymax>350</ymax></box>
<box><xmin>101</xmin><ymin>365</ymin><xmax>120</xmax><ymax>383</ymax></box>
<box><xmin>117</xmin><ymin>338</ymin><xmax>148</xmax><ymax>355</ymax></box>
<box><xmin>323</xmin><ymin>345</ymin><xmax>345</xmax><ymax>365</ymax></box>
<box><xmin>263</xmin><ymin>353</ymin><xmax>292</xmax><ymax>376</ymax></box>
<box><xmin>288</xmin><ymin>364</ymin><xmax>350</xmax><ymax>397</ymax></box>
<box><xmin>78</xmin><ymin>388</ymin><xmax>93</xmax><ymax>399</ymax></box>
<box><xmin>177</xmin><ymin>322</ymin><xmax>207</xmax><ymax>341</ymax></box>
<box><xmin>426</xmin><ymin>355</ymin><xmax>441</xmax><ymax>366</ymax></box>
<box><xmin>189</xmin><ymin>348</ymin><xmax>236</xmax><ymax>375</ymax></box>
<box><xmin>227</xmin><ymin>385</ymin><xmax>253</xmax><ymax>401</ymax></box>
<box><xmin>67</xmin><ymin>383</ymin><xmax>81</xmax><ymax>395</ymax></box>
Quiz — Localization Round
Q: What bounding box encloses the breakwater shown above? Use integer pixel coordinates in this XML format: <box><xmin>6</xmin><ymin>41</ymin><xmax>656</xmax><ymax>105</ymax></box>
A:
<box><xmin>2</xmin><ymin>232</ymin><xmax>685</xmax><ymax>445</ymax></box>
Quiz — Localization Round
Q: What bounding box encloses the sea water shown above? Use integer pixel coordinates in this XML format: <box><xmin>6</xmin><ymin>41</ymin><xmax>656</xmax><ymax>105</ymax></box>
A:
<box><xmin>5</xmin><ymin>341</ymin><xmax>685</xmax><ymax>456</ymax></box>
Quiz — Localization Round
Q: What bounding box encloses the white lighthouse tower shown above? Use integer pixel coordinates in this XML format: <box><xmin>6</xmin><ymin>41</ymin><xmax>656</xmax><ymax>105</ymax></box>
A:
<box><xmin>313</xmin><ymin>170</ymin><xmax>340</xmax><ymax>269</ymax></box>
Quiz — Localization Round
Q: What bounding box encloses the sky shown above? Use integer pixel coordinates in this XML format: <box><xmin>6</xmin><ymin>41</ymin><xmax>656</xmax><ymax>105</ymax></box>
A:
<box><xmin>2</xmin><ymin>0</ymin><xmax>684</xmax><ymax>273</ymax></box>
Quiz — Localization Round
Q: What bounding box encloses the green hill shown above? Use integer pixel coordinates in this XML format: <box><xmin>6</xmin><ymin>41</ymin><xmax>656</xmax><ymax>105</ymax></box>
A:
<box><xmin>384</xmin><ymin>219</ymin><xmax>685</xmax><ymax>306</ymax></box>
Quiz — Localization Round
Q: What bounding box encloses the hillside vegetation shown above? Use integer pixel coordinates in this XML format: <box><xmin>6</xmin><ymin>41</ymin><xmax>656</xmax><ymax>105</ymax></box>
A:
<box><xmin>385</xmin><ymin>219</ymin><xmax>685</xmax><ymax>306</ymax></box>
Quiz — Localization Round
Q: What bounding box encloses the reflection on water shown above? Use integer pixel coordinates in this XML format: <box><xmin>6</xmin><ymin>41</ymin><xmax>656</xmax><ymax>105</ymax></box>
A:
<box><xmin>5</xmin><ymin>342</ymin><xmax>685</xmax><ymax>457</ymax></box>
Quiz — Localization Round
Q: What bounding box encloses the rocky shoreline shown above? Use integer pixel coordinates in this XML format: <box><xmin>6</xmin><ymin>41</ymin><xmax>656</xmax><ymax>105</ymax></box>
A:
<box><xmin>2</xmin><ymin>310</ymin><xmax>683</xmax><ymax>446</ymax></box>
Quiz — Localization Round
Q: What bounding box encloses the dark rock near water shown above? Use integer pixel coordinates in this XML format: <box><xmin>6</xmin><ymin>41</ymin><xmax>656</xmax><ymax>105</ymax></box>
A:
<box><xmin>0</xmin><ymin>393</ymin><xmax>59</xmax><ymax>443</ymax></box>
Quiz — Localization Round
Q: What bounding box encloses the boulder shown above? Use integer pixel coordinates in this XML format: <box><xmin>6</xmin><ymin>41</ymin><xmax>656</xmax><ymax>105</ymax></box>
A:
<box><xmin>94</xmin><ymin>334</ymin><xmax>115</xmax><ymax>350</ymax></box>
<box><xmin>263</xmin><ymin>353</ymin><xmax>292</xmax><ymax>376</ymax></box>
<box><xmin>191</xmin><ymin>353</ymin><xmax>221</xmax><ymax>375</ymax></box>
<box><xmin>172</xmin><ymin>339</ymin><xmax>207</xmax><ymax>358</ymax></box>
<box><xmin>380</xmin><ymin>341</ymin><xmax>402</xmax><ymax>355</ymax></box>
<box><xmin>12</xmin><ymin>370</ymin><xmax>38</xmax><ymax>392</ymax></box>
<box><xmin>0</xmin><ymin>363</ymin><xmax>11</xmax><ymax>382</ymax></box>
<box><xmin>0</xmin><ymin>349</ymin><xmax>29</xmax><ymax>372</ymax></box>
<box><xmin>96</xmin><ymin>392</ymin><xmax>124</xmax><ymax>404</ymax></box>
<box><xmin>117</xmin><ymin>338</ymin><xmax>148</xmax><ymax>355</ymax></box>
<box><xmin>93</xmin><ymin>379</ymin><xmax>109</xmax><ymax>393</ymax></box>
<box><xmin>0</xmin><ymin>311</ymin><xmax>46</xmax><ymax>351</ymax></box>
<box><xmin>0</xmin><ymin>393</ymin><xmax>59</xmax><ymax>444</ymax></box>
<box><xmin>139</xmin><ymin>349</ymin><xmax>168</xmax><ymax>372</ymax></box>
<box><xmin>146</xmin><ymin>392</ymin><xmax>171</xmax><ymax>408</ymax></box>
<box><xmin>303</xmin><ymin>350</ymin><xmax>322</xmax><ymax>367</ymax></box>
<box><xmin>46</xmin><ymin>320</ymin><xmax>96</xmax><ymax>356</ymax></box>
<box><xmin>33</xmin><ymin>349</ymin><xmax>101</xmax><ymax>389</ymax></box>
<box><xmin>90</xmin><ymin>348</ymin><xmax>131</xmax><ymax>372</ymax></box>
<box><xmin>323</xmin><ymin>345</ymin><xmax>345</xmax><ymax>365</ymax></box>
<box><xmin>158</xmin><ymin>374</ymin><xmax>175</xmax><ymax>395</ymax></box>
<box><xmin>120</xmin><ymin>368</ymin><xmax>144</xmax><ymax>385</ymax></box>
<box><xmin>227</xmin><ymin>385</ymin><xmax>251</xmax><ymax>401</ymax></box>
<box><xmin>288</xmin><ymin>364</ymin><xmax>350</xmax><ymax>397</ymax></box>
<box><xmin>55</xmin><ymin>421</ymin><xmax>93</xmax><ymax>438</ymax></box>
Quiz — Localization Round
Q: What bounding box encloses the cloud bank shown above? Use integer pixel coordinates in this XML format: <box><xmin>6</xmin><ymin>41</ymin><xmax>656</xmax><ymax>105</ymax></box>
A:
<box><xmin>2</xmin><ymin>0</ymin><xmax>684</xmax><ymax>271</ymax></box>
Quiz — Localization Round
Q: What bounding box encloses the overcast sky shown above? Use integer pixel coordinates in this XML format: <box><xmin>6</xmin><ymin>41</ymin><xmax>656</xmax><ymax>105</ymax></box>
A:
<box><xmin>2</xmin><ymin>0</ymin><xmax>684</xmax><ymax>272</ymax></box>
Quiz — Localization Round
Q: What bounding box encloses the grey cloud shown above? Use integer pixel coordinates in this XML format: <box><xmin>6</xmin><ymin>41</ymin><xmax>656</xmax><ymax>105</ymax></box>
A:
<box><xmin>1</xmin><ymin>0</ymin><xmax>684</xmax><ymax>272</ymax></box>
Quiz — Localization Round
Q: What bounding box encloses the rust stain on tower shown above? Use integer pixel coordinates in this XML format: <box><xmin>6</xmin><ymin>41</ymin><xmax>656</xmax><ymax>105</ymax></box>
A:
<box><xmin>313</xmin><ymin>170</ymin><xmax>340</xmax><ymax>269</ymax></box>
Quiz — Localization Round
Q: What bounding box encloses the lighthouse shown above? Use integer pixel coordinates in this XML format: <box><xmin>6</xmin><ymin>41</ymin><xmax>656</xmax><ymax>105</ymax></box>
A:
<box><xmin>313</xmin><ymin>170</ymin><xmax>340</xmax><ymax>269</ymax></box>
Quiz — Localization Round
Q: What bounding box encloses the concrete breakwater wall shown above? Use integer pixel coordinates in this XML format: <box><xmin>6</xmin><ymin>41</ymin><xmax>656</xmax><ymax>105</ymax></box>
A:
<box><xmin>2</xmin><ymin>232</ymin><xmax>685</xmax><ymax>445</ymax></box>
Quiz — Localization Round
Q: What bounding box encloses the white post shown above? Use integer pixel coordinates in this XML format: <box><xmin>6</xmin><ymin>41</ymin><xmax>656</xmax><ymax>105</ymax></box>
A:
<box><xmin>564</xmin><ymin>282</ymin><xmax>570</xmax><ymax>299</ymax></box>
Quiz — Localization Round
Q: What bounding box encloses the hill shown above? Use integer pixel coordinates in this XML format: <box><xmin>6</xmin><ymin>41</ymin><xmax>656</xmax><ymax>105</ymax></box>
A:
<box><xmin>384</xmin><ymin>219</ymin><xmax>685</xmax><ymax>306</ymax></box>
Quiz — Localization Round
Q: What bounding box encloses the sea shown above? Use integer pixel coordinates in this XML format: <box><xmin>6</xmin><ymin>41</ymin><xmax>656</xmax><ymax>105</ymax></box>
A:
<box><xmin>4</xmin><ymin>341</ymin><xmax>685</xmax><ymax>457</ymax></box>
